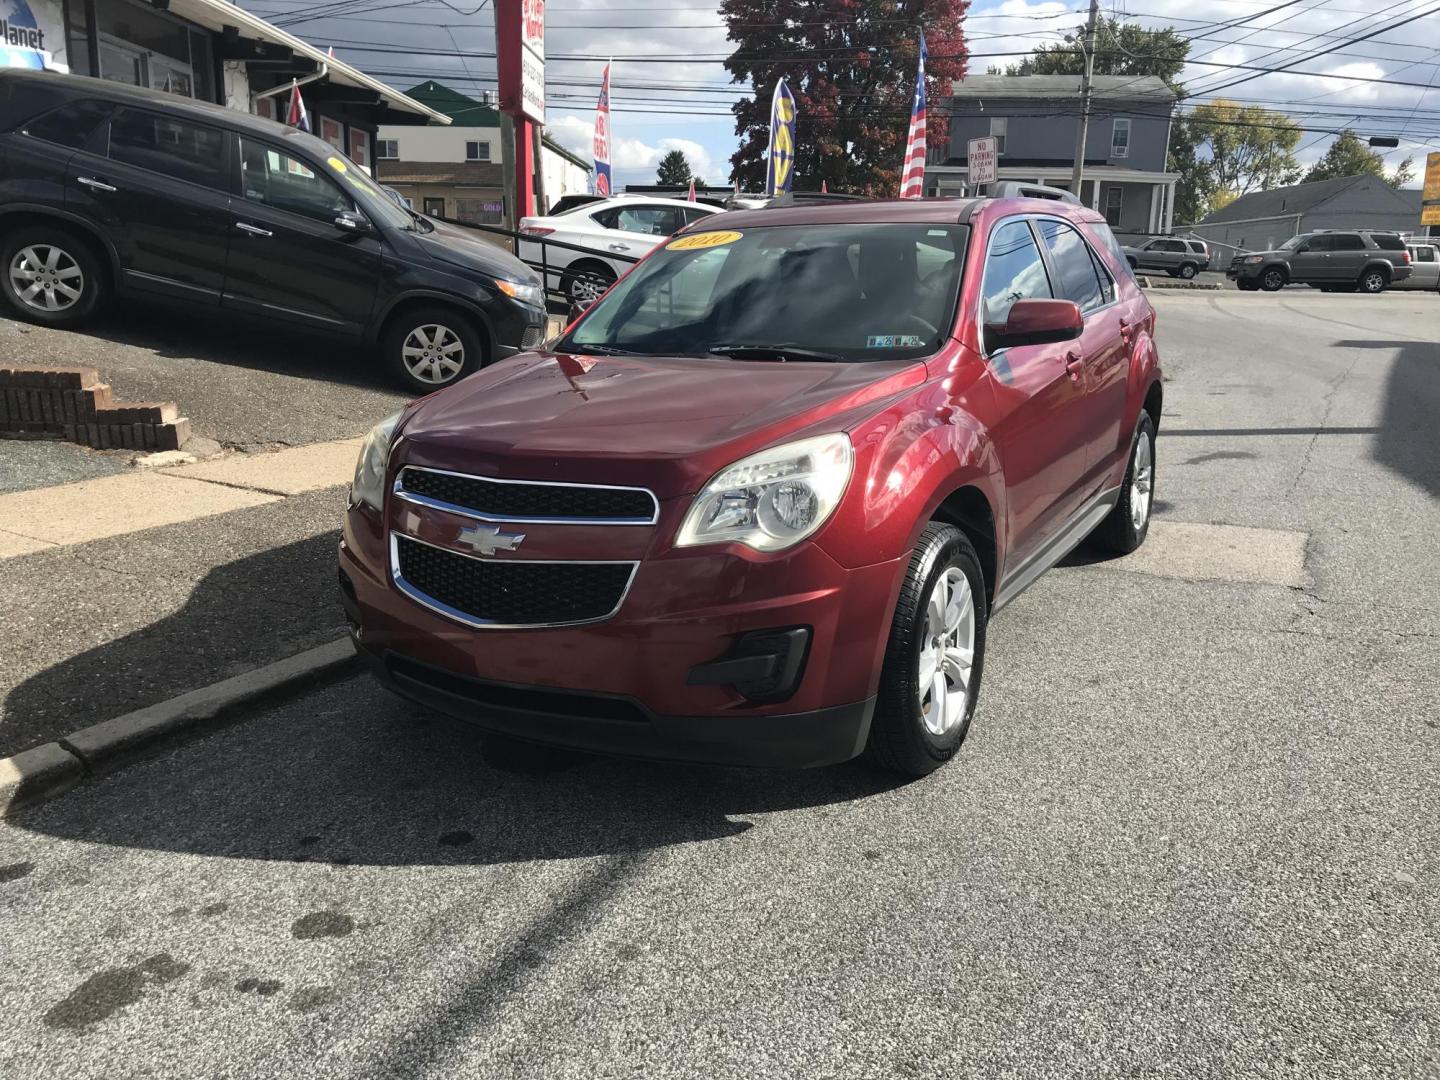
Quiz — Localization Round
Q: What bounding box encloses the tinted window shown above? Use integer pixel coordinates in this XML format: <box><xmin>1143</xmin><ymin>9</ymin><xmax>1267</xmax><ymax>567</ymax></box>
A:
<box><xmin>1330</xmin><ymin>234</ymin><xmax>1364</xmax><ymax>251</ymax></box>
<box><xmin>1088</xmin><ymin>246</ymin><xmax>1116</xmax><ymax>305</ymax></box>
<box><xmin>680</xmin><ymin>206</ymin><xmax>714</xmax><ymax>226</ymax></box>
<box><xmin>1371</xmin><ymin>234</ymin><xmax>1405</xmax><ymax>251</ymax></box>
<box><xmin>982</xmin><ymin>220</ymin><xmax>1052</xmax><ymax>331</ymax></box>
<box><xmin>1086</xmin><ymin>220</ymin><xmax>1134</xmax><ymax>282</ymax></box>
<box><xmin>1187</xmin><ymin>241</ymin><xmax>1208</xmax><ymax>254</ymax></box>
<box><xmin>1303</xmin><ymin>234</ymin><xmax>1333</xmax><ymax>253</ymax></box>
<box><xmin>1158</xmin><ymin>239</ymin><xmax>1185</xmax><ymax>253</ymax></box>
<box><xmin>238</xmin><ymin>138</ymin><xmax>353</xmax><ymax>223</ymax></box>
<box><xmin>108</xmin><ymin>109</ymin><xmax>226</xmax><ymax>189</ymax></box>
<box><xmin>1037</xmin><ymin>218</ymin><xmax>1104</xmax><ymax>312</ymax></box>
<box><xmin>23</xmin><ymin>100</ymin><xmax>111</xmax><ymax>149</ymax></box>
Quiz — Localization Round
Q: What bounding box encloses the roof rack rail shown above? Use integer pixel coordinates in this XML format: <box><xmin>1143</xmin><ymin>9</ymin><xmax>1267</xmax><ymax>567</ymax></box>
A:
<box><xmin>989</xmin><ymin>181</ymin><xmax>1082</xmax><ymax>205</ymax></box>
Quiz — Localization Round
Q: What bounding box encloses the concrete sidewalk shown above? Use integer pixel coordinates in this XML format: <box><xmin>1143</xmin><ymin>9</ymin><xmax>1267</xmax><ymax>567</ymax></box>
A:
<box><xmin>0</xmin><ymin>439</ymin><xmax>364</xmax><ymax>757</ymax></box>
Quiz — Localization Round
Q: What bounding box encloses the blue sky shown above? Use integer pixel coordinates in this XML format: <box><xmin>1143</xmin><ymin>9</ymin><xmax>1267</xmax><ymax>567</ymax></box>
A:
<box><xmin>239</xmin><ymin>0</ymin><xmax>1439</xmax><ymax>189</ymax></box>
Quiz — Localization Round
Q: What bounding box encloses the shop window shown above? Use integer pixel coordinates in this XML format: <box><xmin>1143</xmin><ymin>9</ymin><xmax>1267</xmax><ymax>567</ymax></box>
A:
<box><xmin>108</xmin><ymin>108</ymin><xmax>227</xmax><ymax>189</ymax></box>
<box><xmin>238</xmin><ymin>137</ymin><xmax>355</xmax><ymax>223</ymax></box>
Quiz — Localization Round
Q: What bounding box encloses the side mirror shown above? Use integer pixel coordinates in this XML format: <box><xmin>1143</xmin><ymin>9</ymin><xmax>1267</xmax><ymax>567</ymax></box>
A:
<box><xmin>334</xmin><ymin>210</ymin><xmax>373</xmax><ymax>235</ymax></box>
<box><xmin>988</xmin><ymin>299</ymin><xmax>1084</xmax><ymax>350</ymax></box>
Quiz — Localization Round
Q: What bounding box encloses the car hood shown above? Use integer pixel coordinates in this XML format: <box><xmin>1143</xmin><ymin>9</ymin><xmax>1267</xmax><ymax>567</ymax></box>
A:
<box><xmin>395</xmin><ymin>350</ymin><xmax>926</xmax><ymax>499</ymax></box>
<box><xmin>409</xmin><ymin>218</ymin><xmax>539</xmax><ymax>285</ymax></box>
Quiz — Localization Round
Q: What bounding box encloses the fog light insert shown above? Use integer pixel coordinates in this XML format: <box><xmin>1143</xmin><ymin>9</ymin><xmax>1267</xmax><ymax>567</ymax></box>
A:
<box><xmin>686</xmin><ymin>627</ymin><xmax>811</xmax><ymax>703</ymax></box>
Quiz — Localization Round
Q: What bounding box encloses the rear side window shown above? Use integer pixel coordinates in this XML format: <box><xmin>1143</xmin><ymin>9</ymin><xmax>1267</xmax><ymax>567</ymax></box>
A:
<box><xmin>1330</xmin><ymin>234</ymin><xmax>1364</xmax><ymax>251</ymax></box>
<box><xmin>1036</xmin><ymin>218</ymin><xmax>1104</xmax><ymax>312</ymax></box>
<box><xmin>1084</xmin><ymin>220</ymin><xmax>1134</xmax><ymax>283</ymax></box>
<box><xmin>108</xmin><ymin>109</ymin><xmax>226</xmax><ymax>189</ymax></box>
<box><xmin>981</xmin><ymin>219</ymin><xmax>1052</xmax><ymax>332</ymax></box>
<box><xmin>23</xmin><ymin>100</ymin><xmax>111</xmax><ymax>149</ymax></box>
<box><xmin>1371</xmin><ymin>234</ymin><xmax>1405</xmax><ymax>251</ymax></box>
<box><xmin>1187</xmin><ymin>241</ymin><xmax>1207</xmax><ymax>254</ymax></box>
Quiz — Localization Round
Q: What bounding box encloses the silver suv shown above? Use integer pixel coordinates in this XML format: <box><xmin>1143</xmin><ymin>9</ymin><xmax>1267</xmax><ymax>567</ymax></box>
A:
<box><xmin>1122</xmin><ymin>237</ymin><xmax>1210</xmax><ymax>279</ymax></box>
<box><xmin>1228</xmin><ymin>230</ymin><xmax>1413</xmax><ymax>293</ymax></box>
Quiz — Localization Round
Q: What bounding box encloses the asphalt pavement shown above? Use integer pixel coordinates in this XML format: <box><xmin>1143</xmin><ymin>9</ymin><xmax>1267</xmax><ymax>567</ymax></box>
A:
<box><xmin>1</xmin><ymin>291</ymin><xmax>1437</xmax><ymax>1078</ymax></box>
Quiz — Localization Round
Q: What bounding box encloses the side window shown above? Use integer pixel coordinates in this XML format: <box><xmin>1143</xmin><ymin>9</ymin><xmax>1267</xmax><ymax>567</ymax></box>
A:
<box><xmin>237</xmin><ymin>138</ymin><xmax>354</xmax><ymax>223</ymax></box>
<box><xmin>1304</xmin><ymin>234</ymin><xmax>1333</xmax><ymax>253</ymax></box>
<box><xmin>108</xmin><ymin>109</ymin><xmax>226</xmax><ymax>189</ymax></box>
<box><xmin>22</xmin><ymin>100</ymin><xmax>112</xmax><ymax>150</ymax></box>
<box><xmin>1414</xmin><ymin>247</ymin><xmax>1437</xmax><ymax>263</ymax></box>
<box><xmin>615</xmin><ymin>206</ymin><xmax>682</xmax><ymax>236</ymax></box>
<box><xmin>1331</xmin><ymin>234</ymin><xmax>1364</xmax><ymax>252</ymax></box>
<box><xmin>680</xmin><ymin>206</ymin><xmax>713</xmax><ymax>226</ymax></box>
<box><xmin>981</xmin><ymin>219</ymin><xmax>1052</xmax><ymax>338</ymax></box>
<box><xmin>1371</xmin><ymin>234</ymin><xmax>1405</xmax><ymax>252</ymax></box>
<box><xmin>1085</xmin><ymin>220</ymin><xmax>1134</xmax><ymax>283</ymax></box>
<box><xmin>1163</xmin><ymin>240</ymin><xmax>1187</xmax><ymax>253</ymax></box>
<box><xmin>1036</xmin><ymin>218</ymin><xmax>1105</xmax><ymax>312</ymax></box>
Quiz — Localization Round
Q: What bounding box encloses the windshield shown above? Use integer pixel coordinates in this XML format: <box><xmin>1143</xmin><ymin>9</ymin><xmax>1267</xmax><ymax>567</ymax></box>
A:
<box><xmin>314</xmin><ymin>146</ymin><xmax>417</xmax><ymax>232</ymax></box>
<box><xmin>561</xmin><ymin>222</ymin><xmax>968</xmax><ymax>362</ymax></box>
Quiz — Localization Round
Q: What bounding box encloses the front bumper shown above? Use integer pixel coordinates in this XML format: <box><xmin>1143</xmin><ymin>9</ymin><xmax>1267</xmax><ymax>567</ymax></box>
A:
<box><xmin>339</xmin><ymin>499</ymin><xmax>905</xmax><ymax>768</ymax></box>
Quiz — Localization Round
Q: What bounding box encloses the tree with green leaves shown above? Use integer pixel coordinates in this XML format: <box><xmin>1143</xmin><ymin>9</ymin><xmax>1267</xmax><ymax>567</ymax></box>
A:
<box><xmin>1301</xmin><ymin>130</ymin><xmax>1388</xmax><ymax>185</ymax></box>
<box><xmin>1189</xmin><ymin>99</ymin><xmax>1302</xmax><ymax>199</ymax></box>
<box><xmin>1391</xmin><ymin>156</ymin><xmax>1415</xmax><ymax>188</ymax></box>
<box><xmin>1006</xmin><ymin>17</ymin><xmax>1189</xmax><ymax>88</ymax></box>
<box><xmin>656</xmin><ymin>149</ymin><xmax>694</xmax><ymax>187</ymax></box>
<box><xmin>721</xmin><ymin>0</ymin><xmax>970</xmax><ymax>196</ymax></box>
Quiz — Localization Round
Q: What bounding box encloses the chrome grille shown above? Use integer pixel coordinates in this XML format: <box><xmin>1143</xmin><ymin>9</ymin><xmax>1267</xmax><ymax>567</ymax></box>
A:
<box><xmin>395</xmin><ymin>466</ymin><xmax>658</xmax><ymax>524</ymax></box>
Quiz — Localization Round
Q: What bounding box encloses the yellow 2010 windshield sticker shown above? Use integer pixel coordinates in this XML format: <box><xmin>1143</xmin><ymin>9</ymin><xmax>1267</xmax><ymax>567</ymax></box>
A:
<box><xmin>327</xmin><ymin>156</ymin><xmax>348</xmax><ymax>174</ymax></box>
<box><xmin>668</xmin><ymin>230</ymin><xmax>742</xmax><ymax>251</ymax></box>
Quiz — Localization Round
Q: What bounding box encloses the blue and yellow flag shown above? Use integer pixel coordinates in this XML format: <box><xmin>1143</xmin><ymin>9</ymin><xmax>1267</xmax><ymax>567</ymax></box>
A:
<box><xmin>764</xmin><ymin>80</ymin><xmax>798</xmax><ymax>196</ymax></box>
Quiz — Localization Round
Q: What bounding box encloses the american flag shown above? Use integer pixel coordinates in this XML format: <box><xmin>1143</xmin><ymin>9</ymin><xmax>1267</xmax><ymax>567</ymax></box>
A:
<box><xmin>899</xmin><ymin>31</ymin><xmax>928</xmax><ymax>199</ymax></box>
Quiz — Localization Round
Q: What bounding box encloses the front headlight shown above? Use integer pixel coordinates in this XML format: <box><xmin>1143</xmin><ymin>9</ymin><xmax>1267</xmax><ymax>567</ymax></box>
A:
<box><xmin>676</xmin><ymin>433</ymin><xmax>854</xmax><ymax>553</ymax></box>
<box><xmin>1245</xmin><ymin>254</ymin><xmax>1265</xmax><ymax>263</ymax></box>
<box><xmin>350</xmin><ymin>410</ymin><xmax>402</xmax><ymax>512</ymax></box>
<box><xmin>495</xmin><ymin>278</ymin><xmax>545</xmax><ymax>308</ymax></box>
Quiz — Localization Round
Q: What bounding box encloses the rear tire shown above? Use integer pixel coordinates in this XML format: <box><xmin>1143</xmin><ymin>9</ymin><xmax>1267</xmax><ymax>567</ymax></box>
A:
<box><xmin>1178</xmin><ymin>262</ymin><xmax>1198</xmax><ymax>279</ymax></box>
<box><xmin>1095</xmin><ymin>413</ymin><xmax>1156</xmax><ymax>554</ymax></box>
<box><xmin>381</xmin><ymin>305</ymin><xmax>484</xmax><ymax>393</ymax></box>
<box><xmin>866</xmin><ymin>523</ymin><xmax>987</xmax><ymax>778</ymax></box>
<box><xmin>1358</xmin><ymin>268</ymin><xmax>1387</xmax><ymax>294</ymax></box>
<box><xmin>0</xmin><ymin>225</ymin><xmax>106</xmax><ymax>328</ymax></box>
<box><xmin>561</xmin><ymin>261</ymin><xmax>616</xmax><ymax>306</ymax></box>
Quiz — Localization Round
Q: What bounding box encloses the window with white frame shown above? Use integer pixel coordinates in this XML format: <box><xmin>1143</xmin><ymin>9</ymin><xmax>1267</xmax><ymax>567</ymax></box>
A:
<box><xmin>465</xmin><ymin>140</ymin><xmax>491</xmax><ymax>162</ymax></box>
<box><xmin>1111</xmin><ymin>119</ymin><xmax>1131</xmax><ymax>159</ymax></box>
<box><xmin>1104</xmin><ymin>186</ymin><xmax>1124</xmax><ymax>226</ymax></box>
<box><xmin>989</xmin><ymin>116</ymin><xmax>1007</xmax><ymax>156</ymax></box>
<box><xmin>376</xmin><ymin>139</ymin><xmax>399</xmax><ymax>160</ymax></box>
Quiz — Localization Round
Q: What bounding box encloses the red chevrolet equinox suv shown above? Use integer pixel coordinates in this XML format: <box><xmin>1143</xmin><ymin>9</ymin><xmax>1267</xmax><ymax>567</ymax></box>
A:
<box><xmin>339</xmin><ymin>195</ymin><xmax>1162</xmax><ymax>776</ymax></box>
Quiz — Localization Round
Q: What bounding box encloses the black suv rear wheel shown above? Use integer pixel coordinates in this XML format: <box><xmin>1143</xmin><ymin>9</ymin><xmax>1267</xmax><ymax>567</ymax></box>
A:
<box><xmin>0</xmin><ymin>225</ymin><xmax>106</xmax><ymax>328</ymax></box>
<box><xmin>1358</xmin><ymin>268</ymin><xmax>1388</xmax><ymax>294</ymax></box>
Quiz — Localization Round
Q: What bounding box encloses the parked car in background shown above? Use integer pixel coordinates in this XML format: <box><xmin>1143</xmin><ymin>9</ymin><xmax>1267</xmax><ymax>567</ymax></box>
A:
<box><xmin>1227</xmin><ymin>230</ymin><xmax>1413</xmax><ymax>293</ymax></box>
<box><xmin>0</xmin><ymin>69</ymin><xmax>545</xmax><ymax>393</ymax></box>
<box><xmin>1395</xmin><ymin>242</ymin><xmax>1439</xmax><ymax>291</ymax></box>
<box><xmin>341</xmin><ymin>193</ymin><xmax>1163</xmax><ymax>778</ymax></box>
<box><xmin>1122</xmin><ymin>236</ymin><xmax>1210</xmax><ymax>278</ymax></box>
<box><xmin>518</xmin><ymin>195</ymin><xmax>722</xmax><ymax>305</ymax></box>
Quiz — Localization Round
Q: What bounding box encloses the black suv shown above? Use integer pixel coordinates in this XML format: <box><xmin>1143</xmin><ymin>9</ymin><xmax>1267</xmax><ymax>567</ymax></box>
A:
<box><xmin>0</xmin><ymin>70</ymin><xmax>545</xmax><ymax>391</ymax></box>
<box><xmin>1227</xmin><ymin>230</ymin><xmax>1413</xmax><ymax>294</ymax></box>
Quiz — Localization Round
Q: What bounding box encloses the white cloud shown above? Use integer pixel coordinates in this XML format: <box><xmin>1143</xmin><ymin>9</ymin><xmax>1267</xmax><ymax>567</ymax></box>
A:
<box><xmin>547</xmin><ymin>116</ymin><xmax>716</xmax><ymax>181</ymax></box>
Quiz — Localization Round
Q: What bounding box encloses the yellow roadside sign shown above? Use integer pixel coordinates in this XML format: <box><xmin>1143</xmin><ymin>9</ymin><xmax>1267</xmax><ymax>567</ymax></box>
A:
<box><xmin>1423</xmin><ymin>152</ymin><xmax>1440</xmax><ymax>226</ymax></box>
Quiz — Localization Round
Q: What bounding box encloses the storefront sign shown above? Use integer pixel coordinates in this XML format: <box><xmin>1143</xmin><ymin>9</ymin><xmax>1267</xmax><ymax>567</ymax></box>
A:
<box><xmin>496</xmin><ymin>0</ymin><xmax>544</xmax><ymax>122</ymax></box>
<box><xmin>1</xmin><ymin>0</ymin><xmax>67</xmax><ymax>71</ymax></box>
<box><xmin>1423</xmin><ymin>152</ymin><xmax>1440</xmax><ymax>228</ymax></box>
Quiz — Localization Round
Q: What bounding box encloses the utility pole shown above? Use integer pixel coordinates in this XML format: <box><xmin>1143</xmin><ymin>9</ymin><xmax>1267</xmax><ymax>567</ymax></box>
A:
<box><xmin>1070</xmin><ymin>0</ymin><xmax>1101</xmax><ymax>203</ymax></box>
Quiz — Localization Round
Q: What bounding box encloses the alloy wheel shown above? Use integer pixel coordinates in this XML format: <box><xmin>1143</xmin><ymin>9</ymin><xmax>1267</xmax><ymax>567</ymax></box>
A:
<box><xmin>571</xmin><ymin>272</ymin><xmax>610</xmax><ymax>305</ymax></box>
<box><xmin>1362</xmin><ymin>272</ymin><xmax>1385</xmax><ymax>293</ymax></box>
<box><xmin>401</xmin><ymin>324</ymin><xmax>465</xmax><ymax>385</ymax></box>
<box><xmin>1262</xmin><ymin>270</ymin><xmax>1284</xmax><ymax>291</ymax></box>
<box><xmin>1131</xmin><ymin>427</ymin><xmax>1154</xmax><ymax>530</ymax></box>
<box><xmin>917</xmin><ymin>567</ymin><xmax>976</xmax><ymax>737</ymax></box>
<box><xmin>9</xmin><ymin>245</ymin><xmax>84</xmax><ymax>312</ymax></box>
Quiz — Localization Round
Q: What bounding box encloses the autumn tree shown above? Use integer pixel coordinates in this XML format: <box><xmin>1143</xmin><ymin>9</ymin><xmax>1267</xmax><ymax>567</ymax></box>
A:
<box><xmin>1301</xmin><ymin>129</ymin><xmax>1387</xmax><ymax>184</ymax></box>
<box><xmin>721</xmin><ymin>0</ymin><xmax>969</xmax><ymax>196</ymax></box>
<box><xmin>657</xmin><ymin>149</ymin><xmax>694</xmax><ymax>186</ymax></box>
<box><xmin>1190</xmin><ymin>99</ymin><xmax>1302</xmax><ymax>198</ymax></box>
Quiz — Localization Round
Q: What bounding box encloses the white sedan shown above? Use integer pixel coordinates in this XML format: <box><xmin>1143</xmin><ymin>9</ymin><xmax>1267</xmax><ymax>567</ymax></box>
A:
<box><xmin>518</xmin><ymin>196</ymin><xmax>723</xmax><ymax>306</ymax></box>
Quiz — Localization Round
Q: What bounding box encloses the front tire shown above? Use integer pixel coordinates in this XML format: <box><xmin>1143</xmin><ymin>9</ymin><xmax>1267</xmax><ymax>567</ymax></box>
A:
<box><xmin>1095</xmin><ymin>413</ymin><xmax>1156</xmax><ymax>554</ymax></box>
<box><xmin>381</xmin><ymin>306</ymin><xmax>483</xmax><ymax>392</ymax></box>
<box><xmin>1260</xmin><ymin>268</ymin><xmax>1286</xmax><ymax>292</ymax></box>
<box><xmin>866</xmin><ymin>523</ymin><xmax>987</xmax><ymax>777</ymax></box>
<box><xmin>0</xmin><ymin>226</ymin><xmax>106</xmax><ymax>328</ymax></box>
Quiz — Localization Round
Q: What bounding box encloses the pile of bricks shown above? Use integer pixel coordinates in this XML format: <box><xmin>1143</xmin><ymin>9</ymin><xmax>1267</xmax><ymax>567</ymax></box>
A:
<box><xmin>0</xmin><ymin>364</ymin><xmax>190</xmax><ymax>451</ymax></box>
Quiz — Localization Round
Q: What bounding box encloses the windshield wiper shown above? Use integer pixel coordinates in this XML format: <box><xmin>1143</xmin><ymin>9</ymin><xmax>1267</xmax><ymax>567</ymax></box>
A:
<box><xmin>708</xmin><ymin>344</ymin><xmax>845</xmax><ymax>363</ymax></box>
<box><xmin>562</xmin><ymin>343</ymin><xmax>637</xmax><ymax>356</ymax></box>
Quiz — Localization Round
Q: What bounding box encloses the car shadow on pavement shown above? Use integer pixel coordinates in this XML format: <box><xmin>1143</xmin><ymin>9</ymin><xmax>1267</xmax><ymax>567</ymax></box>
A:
<box><xmin>1337</xmin><ymin>339</ymin><xmax>1440</xmax><ymax>497</ymax></box>
<box><xmin>47</xmin><ymin>304</ymin><xmax>390</xmax><ymax>393</ymax></box>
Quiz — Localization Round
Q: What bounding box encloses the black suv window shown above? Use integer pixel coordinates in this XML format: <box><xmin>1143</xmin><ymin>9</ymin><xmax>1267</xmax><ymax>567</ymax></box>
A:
<box><xmin>23</xmin><ymin>101</ymin><xmax>112</xmax><ymax>150</ymax></box>
<box><xmin>982</xmin><ymin>219</ymin><xmax>1052</xmax><ymax>334</ymax></box>
<box><xmin>108</xmin><ymin>109</ymin><xmax>227</xmax><ymax>189</ymax></box>
<box><xmin>1036</xmin><ymin>218</ymin><xmax>1104</xmax><ymax>312</ymax></box>
<box><xmin>1303</xmin><ymin>234</ymin><xmax>1333</xmax><ymax>253</ymax></box>
<box><xmin>1330</xmin><ymin>234</ymin><xmax>1364</xmax><ymax>251</ymax></box>
<box><xmin>238</xmin><ymin>138</ymin><xmax>354</xmax><ymax>223</ymax></box>
<box><xmin>1371</xmin><ymin>234</ymin><xmax>1405</xmax><ymax>251</ymax></box>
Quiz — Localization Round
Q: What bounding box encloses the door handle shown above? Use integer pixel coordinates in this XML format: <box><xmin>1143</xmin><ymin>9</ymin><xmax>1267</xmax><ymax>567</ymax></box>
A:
<box><xmin>1119</xmin><ymin>319</ymin><xmax>1134</xmax><ymax>344</ymax></box>
<box><xmin>1064</xmin><ymin>351</ymin><xmax>1084</xmax><ymax>382</ymax></box>
<box><xmin>235</xmin><ymin>222</ymin><xmax>273</xmax><ymax>237</ymax></box>
<box><xmin>608</xmin><ymin>243</ymin><xmax>631</xmax><ymax>252</ymax></box>
<box><xmin>76</xmin><ymin>176</ymin><xmax>117</xmax><ymax>192</ymax></box>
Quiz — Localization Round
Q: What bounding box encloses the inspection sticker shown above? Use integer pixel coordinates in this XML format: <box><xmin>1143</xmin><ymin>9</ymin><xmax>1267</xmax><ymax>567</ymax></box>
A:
<box><xmin>668</xmin><ymin>230</ymin><xmax>743</xmax><ymax>251</ymax></box>
<box><xmin>327</xmin><ymin>156</ymin><xmax>348</xmax><ymax>173</ymax></box>
<box><xmin>867</xmin><ymin>335</ymin><xmax>925</xmax><ymax>349</ymax></box>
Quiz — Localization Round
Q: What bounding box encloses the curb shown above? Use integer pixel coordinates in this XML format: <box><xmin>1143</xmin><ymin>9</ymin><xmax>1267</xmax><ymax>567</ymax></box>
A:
<box><xmin>0</xmin><ymin>637</ymin><xmax>361</xmax><ymax>818</ymax></box>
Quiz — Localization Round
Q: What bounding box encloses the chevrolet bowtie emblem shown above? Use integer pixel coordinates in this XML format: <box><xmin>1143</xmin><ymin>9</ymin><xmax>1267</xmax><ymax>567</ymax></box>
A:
<box><xmin>456</xmin><ymin>524</ymin><xmax>526</xmax><ymax>556</ymax></box>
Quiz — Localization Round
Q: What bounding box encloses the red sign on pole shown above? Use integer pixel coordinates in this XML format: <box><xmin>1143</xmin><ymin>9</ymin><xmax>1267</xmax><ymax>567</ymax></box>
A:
<box><xmin>497</xmin><ymin>0</ymin><xmax>544</xmax><ymax>123</ymax></box>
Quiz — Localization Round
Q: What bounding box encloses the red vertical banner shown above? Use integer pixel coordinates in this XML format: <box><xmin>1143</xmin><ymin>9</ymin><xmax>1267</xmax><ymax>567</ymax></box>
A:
<box><xmin>496</xmin><ymin>0</ymin><xmax>545</xmax><ymax>218</ymax></box>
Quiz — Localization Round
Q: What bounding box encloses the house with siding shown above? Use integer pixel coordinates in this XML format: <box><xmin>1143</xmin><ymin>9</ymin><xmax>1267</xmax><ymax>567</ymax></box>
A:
<box><xmin>926</xmin><ymin>74</ymin><xmax>1180</xmax><ymax>237</ymax></box>
<box><xmin>1191</xmin><ymin>174</ymin><xmax>1424</xmax><ymax>255</ymax></box>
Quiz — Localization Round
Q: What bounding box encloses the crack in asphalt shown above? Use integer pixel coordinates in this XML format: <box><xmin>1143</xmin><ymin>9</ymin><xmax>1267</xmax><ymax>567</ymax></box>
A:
<box><xmin>1289</xmin><ymin>346</ymin><xmax>1365</xmax><ymax>497</ymax></box>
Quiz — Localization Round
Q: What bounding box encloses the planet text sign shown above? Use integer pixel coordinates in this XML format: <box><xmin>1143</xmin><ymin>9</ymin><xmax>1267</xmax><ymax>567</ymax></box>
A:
<box><xmin>968</xmin><ymin>136</ymin><xmax>998</xmax><ymax>187</ymax></box>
